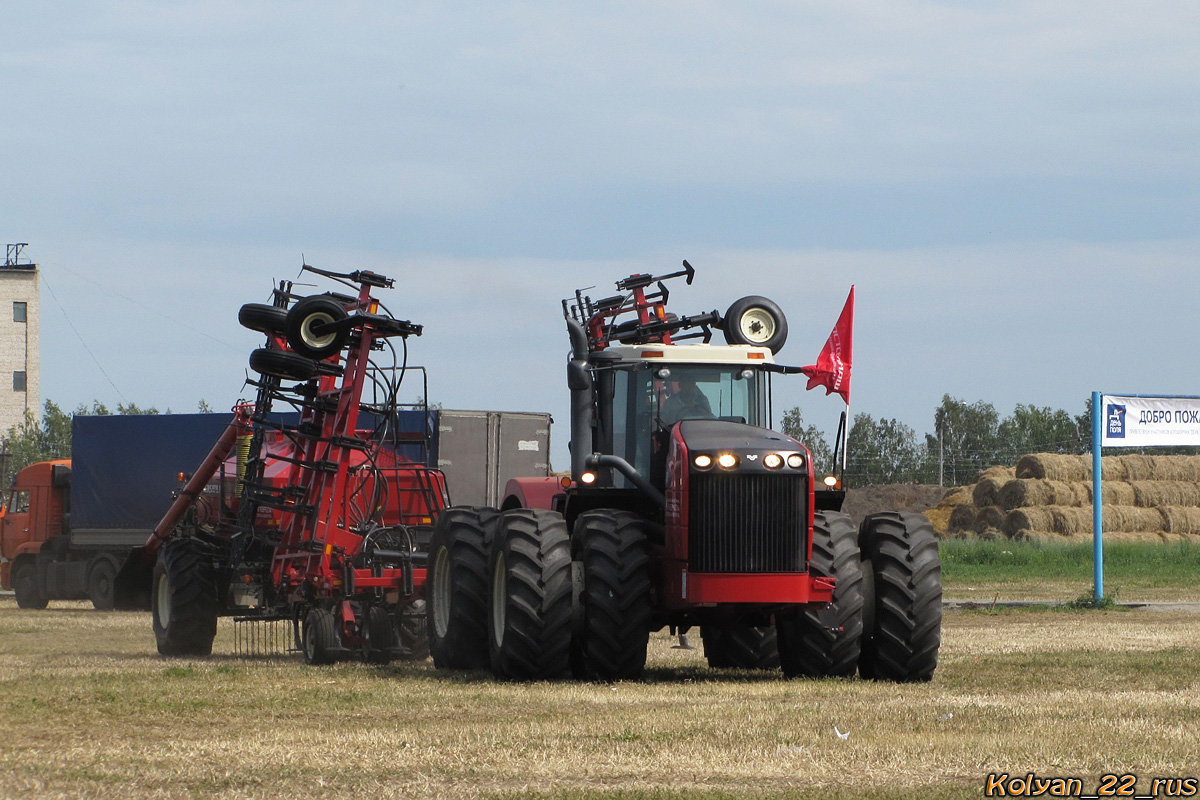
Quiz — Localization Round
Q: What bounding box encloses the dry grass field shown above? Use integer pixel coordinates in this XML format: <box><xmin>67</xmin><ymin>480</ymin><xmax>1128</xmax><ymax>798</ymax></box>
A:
<box><xmin>3</xmin><ymin>595</ymin><xmax>1200</xmax><ymax>800</ymax></box>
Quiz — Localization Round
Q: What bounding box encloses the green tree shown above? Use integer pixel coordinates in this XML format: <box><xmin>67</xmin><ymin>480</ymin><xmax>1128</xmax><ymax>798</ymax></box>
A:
<box><xmin>996</xmin><ymin>404</ymin><xmax>1083</xmax><ymax>460</ymax></box>
<box><xmin>931</xmin><ymin>396</ymin><xmax>1000</xmax><ymax>485</ymax></box>
<box><xmin>780</xmin><ymin>407</ymin><xmax>833</xmax><ymax>474</ymax></box>
<box><xmin>846</xmin><ymin>413</ymin><xmax>926</xmax><ymax>485</ymax></box>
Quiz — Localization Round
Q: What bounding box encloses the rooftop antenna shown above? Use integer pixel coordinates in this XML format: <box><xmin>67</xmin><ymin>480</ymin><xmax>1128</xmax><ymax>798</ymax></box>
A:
<box><xmin>5</xmin><ymin>243</ymin><xmax>29</xmax><ymax>267</ymax></box>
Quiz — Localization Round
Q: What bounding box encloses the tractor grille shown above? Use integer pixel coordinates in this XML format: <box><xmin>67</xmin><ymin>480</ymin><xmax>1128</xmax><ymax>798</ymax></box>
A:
<box><xmin>688</xmin><ymin>472</ymin><xmax>807</xmax><ymax>573</ymax></box>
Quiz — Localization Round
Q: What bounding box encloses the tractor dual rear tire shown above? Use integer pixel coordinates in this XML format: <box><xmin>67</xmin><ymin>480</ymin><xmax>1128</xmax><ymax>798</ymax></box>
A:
<box><xmin>427</xmin><ymin>507</ymin><xmax>498</xmax><ymax>670</ymax></box>
<box><xmin>858</xmin><ymin>512</ymin><xmax>942</xmax><ymax>683</ymax></box>
<box><xmin>152</xmin><ymin>539</ymin><xmax>220</xmax><ymax>657</ymax></box>
<box><xmin>777</xmin><ymin>511</ymin><xmax>864</xmax><ymax>678</ymax></box>
<box><xmin>488</xmin><ymin>509</ymin><xmax>572</xmax><ymax>681</ymax></box>
<box><xmin>571</xmin><ymin>510</ymin><xmax>653</xmax><ymax>681</ymax></box>
<box><xmin>701</xmin><ymin>624</ymin><xmax>780</xmax><ymax>671</ymax></box>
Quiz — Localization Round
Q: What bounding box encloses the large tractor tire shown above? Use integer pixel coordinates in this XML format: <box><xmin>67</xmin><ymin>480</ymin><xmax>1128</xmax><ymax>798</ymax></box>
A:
<box><xmin>87</xmin><ymin>558</ymin><xmax>117</xmax><ymax>611</ymax></box>
<box><xmin>701</xmin><ymin>624</ymin><xmax>780</xmax><ymax>670</ymax></box>
<box><xmin>285</xmin><ymin>295</ymin><xmax>350</xmax><ymax>360</ymax></box>
<box><xmin>488</xmin><ymin>508</ymin><xmax>573</xmax><ymax>680</ymax></box>
<box><xmin>427</xmin><ymin>507</ymin><xmax>498</xmax><ymax>669</ymax></box>
<box><xmin>721</xmin><ymin>295</ymin><xmax>788</xmax><ymax>354</ymax></box>
<box><xmin>13</xmin><ymin>560</ymin><xmax>48</xmax><ymax>610</ymax></box>
<box><xmin>302</xmin><ymin>607</ymin><xmax>340</xmax><ymax>666</ymax></box>
<box><xmin>858</xmin><ymin>512</ymin><xmax>942</xmax><ymax>683</ymax></box>
<box><xmin>571</xmin><ymin>510</ymin><xmax>653</xmax><ymax>681</ymax></box>
<box><xmin>777</xmin><ymin>511</ymin><xmax>864</xmax><ymax>678</ymax></box>
<box><xmin>152</xmin><ymin>538</ymin><xmax>220</xmax><ymax>657</ymax></box>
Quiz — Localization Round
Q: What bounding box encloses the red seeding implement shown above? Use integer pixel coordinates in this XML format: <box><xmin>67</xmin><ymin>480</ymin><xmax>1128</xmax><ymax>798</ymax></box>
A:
<box><xmin>114</xmin><ymin>265</ymin><xmax>449</xmax><ymax>664</ymax></box>
<box><xmin>429</xmin><ymin>263</ymin><xmax>942</xmax><ymax>681</ymax></box>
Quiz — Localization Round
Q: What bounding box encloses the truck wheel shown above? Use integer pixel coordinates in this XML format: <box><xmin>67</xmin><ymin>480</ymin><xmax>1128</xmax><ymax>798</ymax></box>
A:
<box><xmin>721</xmin><ymin>295</ymin><xmax>788</xmax><ymax>354</ymax></box>
<box><xmin>571</xmin><ymin>510</ymin><xmax>652</xmax><ymax>681</ymax></box>
<box><xmin>286</xmin><ymin>296</ymin><xmax>350</xmax><ymax>360</ymax></box>
<box><xmin>302</xmin><ymin>607</ymin><xmax>339</xmax><ymax>665</ymax></box>
<box><xmin>396</xmin><ymin>600</ymin><xmax>430</xmax><ymax>661</ymax></box>
<box><xmin>701</xmin><ymin>624</ymin><xmax>780</xmax><ymax>670</ymax></box>
<box><xmin>427</xmin><ymin>507</ymin><xmax>498</xmax><ymax>669</ymax></box>
<box><xmin>152</xmin><ymin>539</ymin><xmax>219</xmax><ymax>656</ymax></box>
<box><xmin>238</xmin><ymin>303</ymin><xmax>288</xmax><ymax>334</ymax></box>
<box><xmin>858</xmin><ymin>512</ymin><xmax>942</xmax><ymax>683</ymax></box>
<box><xmin>488</xmin><ymin>508</ymin><xmax>572</xmax><ymax>680</ymax></box>
<box><xmin>777</xmin><ymin>511</ymin><xmax>863</xmax><ymax>678</ymax></box>
<box><xmin>363</xmin><ymin>606</ymin><xmax>396</xmax><ymax>665</ymax></box>
<box><xmin>249</xmin><ymin>348</ymin><xmax>319</xmax><ymax>381</ymax></box>
<box><xmin>87</xmin><ymin>559</ymin><xmax>116</xmax><ymax>611</ymax></box>
<box><xmin>13</xmin><ymin>560</ymin><xmax>48</xmax><ymax>610</ymax></box>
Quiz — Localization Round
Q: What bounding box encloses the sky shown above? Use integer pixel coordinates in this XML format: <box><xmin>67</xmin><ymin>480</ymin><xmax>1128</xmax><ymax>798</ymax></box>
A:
<box><xmin>3</xmin><ymin>1</ymin><xmax>1199</xmax><ymax>471</ymax></box>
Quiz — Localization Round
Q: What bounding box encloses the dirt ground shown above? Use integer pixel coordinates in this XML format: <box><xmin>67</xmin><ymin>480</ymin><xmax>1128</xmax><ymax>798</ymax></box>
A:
<box><xmin>840</xmin><ymin>484</ymin><xmax>949</xmax><ymax>526</ymax></box>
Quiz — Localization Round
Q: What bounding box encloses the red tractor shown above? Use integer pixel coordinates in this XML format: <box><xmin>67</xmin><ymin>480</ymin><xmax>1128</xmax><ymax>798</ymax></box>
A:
<box><xmin>427</xmin><ymin>264</ymin><xmax>941</xmax><ymax>681</ymax></box>
<box><xmin>115</xmin><ymin>265</ymin><xmax>448</xmax><ymax>664</ymax></box>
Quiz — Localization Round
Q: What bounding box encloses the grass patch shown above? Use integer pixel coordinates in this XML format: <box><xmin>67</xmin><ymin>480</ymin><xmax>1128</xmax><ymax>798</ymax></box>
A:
<box><xmin>939</xmin><ymin>538</ymin><xmax>1200</xmax><ymax>601</ymax></box>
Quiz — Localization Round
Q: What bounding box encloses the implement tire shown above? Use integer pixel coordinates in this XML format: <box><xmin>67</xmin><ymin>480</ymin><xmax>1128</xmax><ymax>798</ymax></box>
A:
<box><xmin>249</xmin><ymin>348</ymin><xmax>318</xmax><ymax>381</ymax></box>
<box><xmin>777</xmin><ymin>511</ymin><xmax>863</xmax><ymax>678</ymax></box>
<box><xmin>152</xmin><ymin>539</ymin><xmax>219</xmax><ymax>657</ymax></box>
<box><xmin>858</xmin><ymin>512</ymin><xmax>942</xmax><ymax>683</ymax></box>
<box><xmin>285</xmin><ymin>295</ymin><xmax>350</xmax><ymax>360</ymax></box>
<box><xmin>238</xmin><ymin>303</ymin><xmax>288</xmax><ymax>334</ymax></box>
<box><xmin>701</xmin><ymin>624</ymin><xmax>780</xmax><ymax>670</ymax></box>
<box><xmin>571</xmin><ymin>510</ymin><xmax>653</xmax><ymax>681</ymax></box>
<box><xmin>364</xmin><ymin>606</ymin><xmax>396</xmax><ymax>665</ymax></box>
<box><xmin>303</xmin><ymin>607</ymin><xmax>339</xmax><ymax>666</ymax></box>
<box><xmin>488</xmin><ymin>509</ymin><xmax>572</xmax><ymax>680</ymax></box>
<box><xmin>427</xmin><ymin>507</ymin><xmax>498</xmax><ymax>669</ymax></box>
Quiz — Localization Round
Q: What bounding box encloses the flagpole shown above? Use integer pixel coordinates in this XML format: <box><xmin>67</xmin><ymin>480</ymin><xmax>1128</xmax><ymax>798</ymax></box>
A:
<box><xmin>841</xmin><ymin>400</ymin><xmax>849</xmax><ymax>478</ymax></box>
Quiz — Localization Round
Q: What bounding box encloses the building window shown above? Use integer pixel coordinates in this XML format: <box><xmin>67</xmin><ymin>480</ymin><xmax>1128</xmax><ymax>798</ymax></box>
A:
<box><xmin>13</xmin><ymin>371</ymin><xmax>26</xmax><ymax>392</ymax></box>
<box><xmin>13</xmin><ymin>302</ymin><xmax>26</xmax><ymax>323</ymax></box>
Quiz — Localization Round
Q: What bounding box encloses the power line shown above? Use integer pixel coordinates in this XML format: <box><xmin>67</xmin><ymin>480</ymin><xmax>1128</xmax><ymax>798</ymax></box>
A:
<box><xmin>41</xmin><ymin>271</ymin><xmax>128</xmax><ymax>403</ymax></box>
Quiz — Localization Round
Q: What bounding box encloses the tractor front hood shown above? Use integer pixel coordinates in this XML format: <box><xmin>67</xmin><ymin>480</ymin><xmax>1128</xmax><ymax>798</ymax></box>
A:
<box><xmin>675</xmin><ymin>419</ymin><xmax>810</xmax><ymax>475</ymax></box>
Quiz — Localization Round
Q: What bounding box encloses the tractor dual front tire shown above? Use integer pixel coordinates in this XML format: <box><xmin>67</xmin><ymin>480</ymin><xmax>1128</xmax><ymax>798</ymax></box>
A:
<box><xmin>488</xmin><ymin>509</ymin><xmax>572</xmax><ymax>681</ymax></box>
<box><xmin>858</xmin><ymin>512</ymin><xmax>942</xmax><ymax>683</ymax></box>
<box><xmin>152</xmin><ymin>539</ymin><xmax>220</xmax><ymax>657</ymax></box>
<box><xmin>427</xmin><ymin>507</ymin><xmax>498</xmax><ymax>670</ymax></box>
<box><xmin>571</xmin><ymin>510</ymin><xmax>653</xmax><ymax>681</ymax></box>
<box><xmin>777</xmin><ymin>511</ymin><xmax>864</xmax><ymax>678</ymax></box>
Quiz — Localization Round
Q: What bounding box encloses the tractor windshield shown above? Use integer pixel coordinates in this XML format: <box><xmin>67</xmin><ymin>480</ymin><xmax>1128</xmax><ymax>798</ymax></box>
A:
<box><xmin>608</xmin><ymin>363</ymin><xmax>767</xmax><ymax>482</ymax></box>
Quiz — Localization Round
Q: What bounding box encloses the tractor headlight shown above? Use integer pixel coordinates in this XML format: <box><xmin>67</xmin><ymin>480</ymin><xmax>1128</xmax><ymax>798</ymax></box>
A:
<box><xmin>763</xmin><ymin>453</ymin><xmax>783</xmax><ymax>469</ymax></box>
<box><xmin>786</xmin><ymin>453</ymin><xmax>805</xmax><ymax>469</ymax></box>
<box><xmin>717</xmin><ymin>453</ymin><xmax>738</xmax><ymax>469</ymax></box>
<box><xmin>693</xmin><ymin>454</ymin><xmax>713</xmax><ymax>469</ymax></box>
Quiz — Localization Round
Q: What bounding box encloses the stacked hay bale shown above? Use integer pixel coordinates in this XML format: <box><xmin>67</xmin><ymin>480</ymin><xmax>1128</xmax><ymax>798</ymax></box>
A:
<box><xmin>929</xmin><ymin>454</ymin><xmax>1200</xmax><ymax>543</ymax></box>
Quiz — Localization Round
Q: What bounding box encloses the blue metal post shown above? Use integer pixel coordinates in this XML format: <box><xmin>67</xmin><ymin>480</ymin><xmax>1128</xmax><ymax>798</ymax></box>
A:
<box><xmin>1092</xmin><ymin>390</ymin><xmax>1103</xmax><ymax>601</ymax></box>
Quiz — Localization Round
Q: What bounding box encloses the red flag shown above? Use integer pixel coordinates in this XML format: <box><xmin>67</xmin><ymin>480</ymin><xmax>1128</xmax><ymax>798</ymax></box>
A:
<box><xmin>800</xmin><ymin>286</ymin><xmax>854</xmax><ymax>404</ymax></box>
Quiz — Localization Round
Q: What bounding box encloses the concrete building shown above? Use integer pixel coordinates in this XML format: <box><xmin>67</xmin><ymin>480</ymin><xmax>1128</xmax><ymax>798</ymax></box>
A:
<box><xmin>0</xmin><ymin>245</ymin><xmax>40</xmax><ymax>438</ymax></box>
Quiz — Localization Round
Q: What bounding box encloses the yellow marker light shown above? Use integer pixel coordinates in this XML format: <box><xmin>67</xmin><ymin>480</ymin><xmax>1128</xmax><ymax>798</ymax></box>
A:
<box><xmin>787</xmin><ymin>454</ymin><xmax>805</xmax><ymax>469</ymax></box>
<box><xmin>717</xmin><ymin>453</ymin><xmax>738</xmax><ymax>469</ymax></box>
<box><xmin>581</xmin><ymin>471</ymin><xmax>597</xmax><ymax>485</ymax></box>
<box><xmin>694</xmin><ymin>454</ymin><xmax>713</xmax><ymax>469</ymax></box>
<box><xmin>763</xmin><ymin>453</ymin><xmax>783</xmax><ymax>469</ymax></box>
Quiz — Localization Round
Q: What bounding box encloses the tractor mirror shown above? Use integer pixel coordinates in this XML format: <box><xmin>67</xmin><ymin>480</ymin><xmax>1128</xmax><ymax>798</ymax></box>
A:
<box><xmin>567</xmin><ymin>361</ymin><xmax>592</xmax><ymax>391</ymax></box>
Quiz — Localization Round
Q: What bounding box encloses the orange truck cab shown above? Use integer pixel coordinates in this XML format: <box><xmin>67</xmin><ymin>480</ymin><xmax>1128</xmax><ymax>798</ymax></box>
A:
<box><xmin>1</xmin><ymin>460</ymin><xmax>72</xmax><ymax>607</ymax></box>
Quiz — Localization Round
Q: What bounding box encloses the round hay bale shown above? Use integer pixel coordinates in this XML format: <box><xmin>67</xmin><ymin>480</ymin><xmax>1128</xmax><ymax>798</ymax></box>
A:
<box><xmin>1132</xmin><ymin>481</ymin><xmax>1200</xmax><ymax>508</ymax></box>
<box><xmin>1158</xmin><ymin>506</ymin><xmax>1200</xmax><ymax>536</ymax></box>
<box><xmin>1015</xmin><ymin>454</ymin><xmax>1090</xmax><ymax>482</ymax></box>
<box><xmin>1013</xmin><ymin>529</ymin><xmax>1061</xmax><ymax>545</ymax></box>
<box><xmin>972</xmin><ymin>477</ymin><xmax>1007</xmax><ymax>508</ymax></box>
<box><xmin>1048</xmin><ymin>506</ymin><xmax>1089</xmax><ymax>536</ymax></box>
<box><xmin>1003</xmin><ymin>507</ymin><xmax>1055</xmax><ymax>538</ymax></box>
<box><xmin>948</xmin><ymin>505</ymin><xmax>976</xmax><ymax>533</ymax></box>
<box><xmin>974</xmin><ymin>505</ymin><xmax>1005</xmax><ymax>533</ymax></box>
<box><xmin>936</xmin><ymin>485</ymin><xmax>974</xmax><ymax>508</ymax></box>
<box><xmin>1093</xmin><ymin>481</ymin><xmax>1136</xmax><ymax>506</ymax></box>
<box><xmin>1116</xmin><ymin>455</ymin><xmax>1156</xmax><ymax>482</ymax></box>
<box><xmin>1100</xmin><ymin>457</ymin><xmax>1129</xmax><ymax>482</ymax></box>
<box><xmin>975</xmin><ymin>465</ymin><xmax>1016</xmax><ymax>483</ymax></box>
<box><xmin>1103</xmin><ymin>505</ymin><xmax>1165</xmax><ymax>534</ymax></box>
<box><xmin>999</xmin><ymin>479</ymin><xmax>1091</xmax><ymax>510</ymax></box>
<box><xmin>926</xmin><ymin>505</ymin><xmax>954</xmax><ymax>536</ymax></box>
